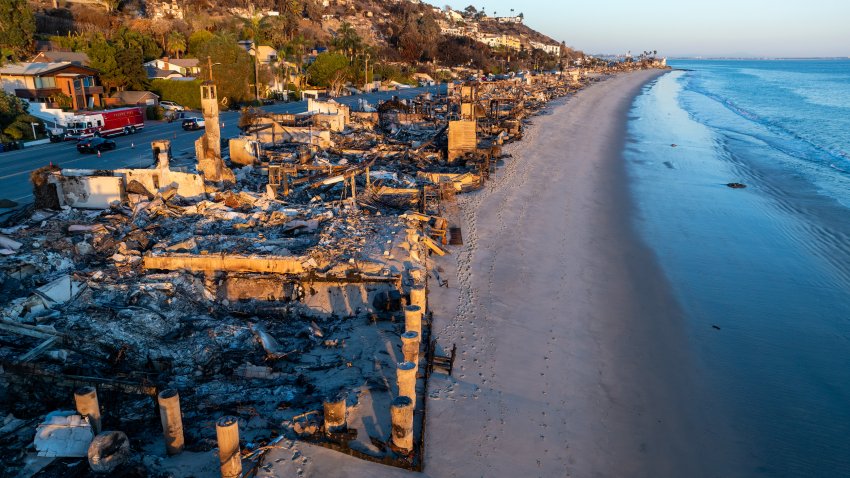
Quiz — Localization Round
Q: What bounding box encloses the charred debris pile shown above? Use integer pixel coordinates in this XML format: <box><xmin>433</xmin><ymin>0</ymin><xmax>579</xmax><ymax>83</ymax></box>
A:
<box><xmin>0</xmin><ymin>74</ymin><xmax>586</xmax><ymax>476</ymax></box>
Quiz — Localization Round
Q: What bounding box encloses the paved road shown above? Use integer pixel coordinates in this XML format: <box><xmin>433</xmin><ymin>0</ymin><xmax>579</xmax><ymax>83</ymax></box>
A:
<box><xmin>0</xmin><ymin>85</ymin><xmax>446</xmax><ymax>206</ymax></box>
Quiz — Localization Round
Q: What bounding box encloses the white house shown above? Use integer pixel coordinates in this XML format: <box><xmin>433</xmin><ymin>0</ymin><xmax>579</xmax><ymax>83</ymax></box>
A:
<box><xmin>530</xmin><ymin>41</ymin><xmax>561</xmax><ymax>56</ymax></box>
<box><xmin>143</xmin><ymin>58</ymin><xmax>201</xmax><ymax>78</ymax></box>
<box><xmin>444</xmin><ymin>8</ymin><xmax>464</xmax><ymax>22</ymax></box>
<box><xmin>496</xmin><ymin>16</ymin><xmax>522</xmax><ymax>24</ymax></box>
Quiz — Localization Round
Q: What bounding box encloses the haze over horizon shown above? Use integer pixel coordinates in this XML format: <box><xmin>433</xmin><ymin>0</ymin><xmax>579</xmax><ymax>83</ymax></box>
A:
<box><xmin>434</xmin><ymin>0</ymin><xmax>850</xmax><ymax>58</ymax></box>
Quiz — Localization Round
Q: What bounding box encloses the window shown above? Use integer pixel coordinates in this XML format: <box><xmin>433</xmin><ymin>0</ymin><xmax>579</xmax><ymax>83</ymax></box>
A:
<box><xmin>34</xmin><ymin>76</ymin><xmax>56</xmax><ymax>89</ymax></box>
<box><xmin>97</xmin><ymin>120</ymin><xmax>102</xmax><ymax>127</ymax></box>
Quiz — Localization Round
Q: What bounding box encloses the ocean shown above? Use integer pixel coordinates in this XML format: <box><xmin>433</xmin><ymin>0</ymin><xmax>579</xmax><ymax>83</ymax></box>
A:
<box><xmin>625</xmin><ymin>60</ymin><xmax>850</xmax><ymax>476</ymax></box>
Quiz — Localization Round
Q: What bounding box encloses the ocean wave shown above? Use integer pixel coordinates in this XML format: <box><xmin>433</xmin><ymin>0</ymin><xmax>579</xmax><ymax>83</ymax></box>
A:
<box><xmin>677</xmin><ymin>72</ymin><xmax>850</xmax><ymax>168</ymax></box>
<box><xmin>737</xmin><ymin>67</ymin><xmax>850</xmax><ymax>109</ymax></box>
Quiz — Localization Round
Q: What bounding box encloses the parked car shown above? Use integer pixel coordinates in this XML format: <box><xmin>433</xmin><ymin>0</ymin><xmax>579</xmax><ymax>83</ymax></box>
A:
<box><xmin>0</xmin><ymin>141</ymin><xmax>22</xmax><ymax>153</ymax></box>
<box><xmin>160</xmin><ymin>101</ymin><xmax>185</xmax><ymax>112</ymax></box>
<box><xmin>182</xmin><ymin>117</ymin><xmax>206</xmax><ymax>131</ymax></box>
<box><xmin>77</xmin><ymin>137</ymin><xmax>117</xmax><ymax>153</ymax></box>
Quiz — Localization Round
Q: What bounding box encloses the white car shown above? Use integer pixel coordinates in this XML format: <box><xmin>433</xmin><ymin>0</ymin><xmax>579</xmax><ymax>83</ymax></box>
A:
<box><xmin>159</xmin><ymin>101</ymin><xmax>185</xmax><ymax>112</ymax></box>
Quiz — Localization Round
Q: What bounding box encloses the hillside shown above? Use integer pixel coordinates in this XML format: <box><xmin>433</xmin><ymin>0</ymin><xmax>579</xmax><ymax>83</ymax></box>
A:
<box><xmin>31</xmin><ymin>0</ymin><xmax>579</xmax><ymax>69</ymax></box>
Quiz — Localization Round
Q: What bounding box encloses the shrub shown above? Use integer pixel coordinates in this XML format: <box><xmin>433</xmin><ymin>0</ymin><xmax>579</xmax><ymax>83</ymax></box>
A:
<box><xmin>146</xmin><ymin>105</ymin><xmax>164</xmax><ymax>120</ymax></box>
<box><xmin>149</xmin><ymin>79</ymin><xmax>203</xmax><ymax>110</ymax></box>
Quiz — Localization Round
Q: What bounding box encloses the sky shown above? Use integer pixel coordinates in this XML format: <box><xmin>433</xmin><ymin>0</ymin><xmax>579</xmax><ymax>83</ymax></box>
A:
<box><xmin>433</xmin><ymin>0</ymin><xmax>850</xmax><ymax>58</ymax></box>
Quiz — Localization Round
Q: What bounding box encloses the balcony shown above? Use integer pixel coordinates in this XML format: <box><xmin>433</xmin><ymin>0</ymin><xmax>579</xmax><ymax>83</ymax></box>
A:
<box><xmin>15</xmin><ymin>88</ymin><xmax>61</xmax><ymax>100</ymax></box>
<box><xmin>83</xmin><ymin>85</ymin><xmax>104</xmax><ymax>95</ymax></box>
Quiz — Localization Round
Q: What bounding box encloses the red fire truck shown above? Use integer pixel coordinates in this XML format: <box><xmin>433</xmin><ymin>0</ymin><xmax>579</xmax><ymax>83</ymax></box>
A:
<box><xmin>62</xmin><ymin>107</ymin><xmax>145</xmax><ymax>140</ymax></box>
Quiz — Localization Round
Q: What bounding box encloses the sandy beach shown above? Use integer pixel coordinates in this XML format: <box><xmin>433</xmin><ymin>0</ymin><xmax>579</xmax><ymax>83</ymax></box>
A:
<box><xmin>291</xmin><ymin>69</ymin><xmax>726</xmax><ymax>478</ymax></box>
<box><xmin>423</xmin><ymin>68</ymin><xmax>714</xmax><ymax>478</ymax></box>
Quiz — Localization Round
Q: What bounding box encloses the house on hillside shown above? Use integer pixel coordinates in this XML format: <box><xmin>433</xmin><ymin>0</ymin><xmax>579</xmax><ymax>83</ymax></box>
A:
<box><xmin>478</xmin><ymin>34</ymin><xmax>521</xmax><ymax>51</ymax></box>
<box><xmin>143</xmin><ymin>58</ymin><xmax>201</xmax><ymax>79</ymax></box>
<box><xmin>0</xmin><ymin>62</ymin><xmax>103</xmax><ymax>110</ymax></box>
<box><xmin>530</xmin><ymin>41</ymin><xmax>561</xmax><ymax>56</ymax></box>
<box><xmin>240</xmin><ymin>43</ymin><xmax>289</xmax><ymax>95</ymax></box>
<box><xmin>496</xmin><ymin>16</ymin><xmax>523</xmax><ymax>24</ymax></box>
<box><xmin>145</xmin><ymin>66</ymin><xmax>184</xmax><ymax>80</ymax></box>
<box><xmin>439</xmin><ymin>21</ymin><xmax>463</xmax><ymax>37</ymax></box>
<box><xmin>30</xmin><ymin>51</ymin><xmax>91</xmax><ymax>67</ymax></box>
<box><xmin>444</xmin><ymin>8</ymin><xmax>464</xmax><ymax>22</ymax></box>
<box><xmin>253</xmin><ymin>45</ymin><xmax>279</xmax><ymax>65</ymax></box>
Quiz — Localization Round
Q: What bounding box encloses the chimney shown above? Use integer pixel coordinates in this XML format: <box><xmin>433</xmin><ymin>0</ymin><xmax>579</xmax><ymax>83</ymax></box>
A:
<box><xmin>163</xmin><ymin>57</ymin><xmax>170</xmax><ymax>71</ymax></box>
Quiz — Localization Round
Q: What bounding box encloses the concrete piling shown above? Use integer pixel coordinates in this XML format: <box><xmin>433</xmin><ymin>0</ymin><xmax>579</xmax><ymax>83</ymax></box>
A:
<box><xmin>401</xmin><ymin>331</ymin><xmax>420</xmax><ymax>365</ymax></box>
<box><xmin>157</xmin><ymin>389</ymin><xmax>184</xmax><ymax>455</ymax></box>
<box><xmin>323</xmin><ymin>392</ymin><xmax>347</xmax><ymax>434</ymax></box>
<box><xmin>397</xmin><ymin>361</ymin><xmax>417</xmax><ymax>403</ymax></box>
<box><xmin>74</xmin><ymin>386</ymin><xmax>101</xmax><ymax>434</ymax></box>
<box><xmin>216</xmin><ymin>416</ymin><xmax>242</xmax><ymax>478</ymax></box>
<box><xmin>390</xmin><ymin>396</ymin><xmax>414</xmax><ymax>453</ymax></box>
<box><xmin>410</xmin><ymin>284</ymin><xmax>426</xmax><ymax>313</ymax></box>
<box><xmin>404</xmin><ymin>305</ymin><xmax>423</xmax><ymax>336</ymax></box>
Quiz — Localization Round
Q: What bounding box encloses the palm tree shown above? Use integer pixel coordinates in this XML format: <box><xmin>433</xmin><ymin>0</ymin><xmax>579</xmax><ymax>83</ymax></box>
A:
<box><xmin>243</xmin><ymin>8</ymin><xmax>264</xmax><ymax>42</ymax></box>
<box><xmin>286</xmin><ymin>35</ymin><xmax>310</xmax><ymax>90</ymax></box>
<box><xmin>167</xmin><ymin>31</ymin><xmax>186</xmax><ymax>59</ymax></box>
<box><xmin>334</xmin><ymin>22</ymin><xmax>362</xmax><ymax>63</ymax></box>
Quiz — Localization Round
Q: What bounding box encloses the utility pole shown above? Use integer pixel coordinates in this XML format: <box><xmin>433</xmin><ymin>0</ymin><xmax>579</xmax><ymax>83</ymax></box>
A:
<box><xmin>253</xmin><ymin>46</ymin><xmax>260</xmax><ymax>103</ymax></box>
<box><xmin>208</xmin><ymin>56</ymin><xmax>214</xmax><ymax>82</ymax></box>
<box><xmin>364</xmin><ymin>53</ymin><xmax>369</xmax><ymax>92</ymax></box>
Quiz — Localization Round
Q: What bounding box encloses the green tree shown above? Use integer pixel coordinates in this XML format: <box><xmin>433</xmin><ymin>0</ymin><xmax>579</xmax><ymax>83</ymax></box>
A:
<box><xmin>168</xmin><ymin>31</ymin><xmax>186</xmax><ymax>59</ymax></box>
<box><xmin>276</xmin><ymin>0</ymin><xmax>302</xmax><ymax>42</ymax></box>
<box><xmin>241</xmin><ymin>10</ymin><xmax>264</xmax><ymax>42</ymax></box>
<box><xmin>194</xmin><ymin>33</ymin><xmax>254</xmax><ymax>106</ymax></box>
<box><xmin>87</xmin><ymin>37</ymin><xmax>121</xmax><ymax>93</ymax></box>
<box><xmin>87</xmin><ymin>33</ymin><xmax>148</xmax><ymax>94</ymax></box>
<box><xmin>188</xmin><ymin>30</ymin><xmax>215</xmax><ymax>56</ymax></box>
<box><xmin>332</xmin><ymin>22</ymin><xmax>362</xmax><ymax>62</ymax></box>
<box><xmin>0</xmin><ymin>0</ymin><xmax>36</xmax><ymax>63</ymax></box>
<box><xmin>114</xmin><ymin>47</ymin><xmax>148</xmax><ymax>91</ymax></box>
<box><xmin>284</xmin><ymin>35</ymin><xmax>311</xmax><ymax>89</ymax></box>
<box><xmin>258</xmin><ymin>15</ymin><xmax>290</xmax><ymax>50</ymax></box>
<box><xmin>0</xmin><ymin>91</ymin><xmax>40</xmax><ymax>141</ymax></box>
<box><xmin>306</xmin><ymin>52</ymin><xmax>350</xmax><ymax>88</ymax></box>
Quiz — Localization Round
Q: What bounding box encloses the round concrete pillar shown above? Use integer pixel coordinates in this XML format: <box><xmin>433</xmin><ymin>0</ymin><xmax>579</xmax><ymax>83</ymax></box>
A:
<box><xmin>323</xmin><ymin>392</ymin><xmax>347</xmax><ymax>434</ymax></box>
<box><xmin>157</xmin><ymin>389</ymin><xmax>184</xmax><ymax>455</ymax></box>
<box><xmin>397</xmin><ymin>361</ymin><xmax>417</xmax><ymax>403</ymax></box>
<box><xmin>74</xmin><ymin>386</ymin><xmax>101</xmax><ymax>434</ymax></box>
<box><xmin>410</xmin><ymin>285</ymin><xmax>426</xmax><ymax>312</ymax></box>
<box><xmin>216</xmin><ymin>416</ymin><xmax>242</xmax><ymax>478</ymax></box>
<box><xmin>390</xmin><ymin>396</ymin><xmax>414</xmax><ymax>453</ymax></box>
<box><xmin>404</xmin><ymin>305</ymin><xmax>423</xmax><ymax>337</ymax></box>
<box><xmin>401</xmin><ymin>331</ymin><xmax>420</xmax><ymax>365</ymax></box>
